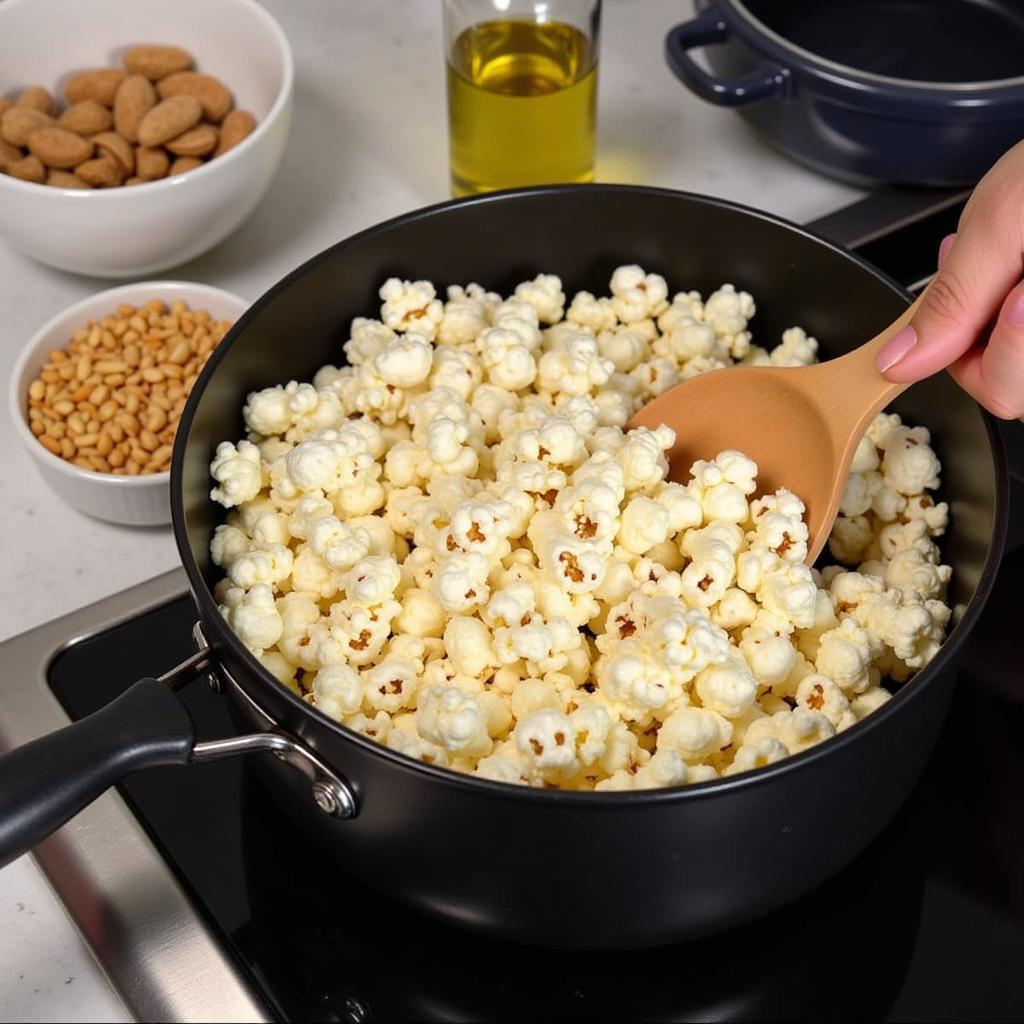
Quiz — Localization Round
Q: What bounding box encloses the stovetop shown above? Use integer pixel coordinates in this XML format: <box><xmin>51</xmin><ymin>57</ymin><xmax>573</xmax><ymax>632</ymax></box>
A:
<box><xmin>3</xmin><ymin>188</ymin><xmax>1024</xmax><ymax>1023</ymax></box>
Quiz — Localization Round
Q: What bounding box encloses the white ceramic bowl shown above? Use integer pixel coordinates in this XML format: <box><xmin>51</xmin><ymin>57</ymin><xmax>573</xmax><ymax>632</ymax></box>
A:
<box><xmin>0</xmin><ymin>0</ymin><xmax>293</xmax><ymax>277</ymax></box>
<box><xmin>10</xmin><ymin>281</ymin><xmax>248</xmax><ymax>526</ymax></box>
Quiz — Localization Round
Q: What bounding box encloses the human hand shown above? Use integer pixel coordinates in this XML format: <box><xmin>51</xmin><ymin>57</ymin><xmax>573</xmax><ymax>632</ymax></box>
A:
<box><xmin>875</xmin><ymin>139</ymin><xmax>1024</xmax><ymax>420</ymax></box>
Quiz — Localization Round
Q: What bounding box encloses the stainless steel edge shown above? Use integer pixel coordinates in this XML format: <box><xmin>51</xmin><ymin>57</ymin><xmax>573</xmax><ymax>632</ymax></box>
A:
<box><xmin>805</xmin><ymin>186</ymin><xmax>970</xmax><ymax>250</ymax></box>
<box><xmin>0</xmin><ymin>569</ymin><xmax>272</xmax><ymax>1024</ymax></box>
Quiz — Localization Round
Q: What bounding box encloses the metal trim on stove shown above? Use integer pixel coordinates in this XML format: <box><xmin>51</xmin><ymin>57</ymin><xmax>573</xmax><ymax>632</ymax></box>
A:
<box><xmin>0</xmin><ymin>570</ymin><xmax>273</xmax><ymax>1024</ymax></box>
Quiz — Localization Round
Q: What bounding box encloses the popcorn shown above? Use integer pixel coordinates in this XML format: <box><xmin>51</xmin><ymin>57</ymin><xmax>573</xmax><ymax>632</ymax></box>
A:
<box><xmin>567</xmin><ymin>290</ymin><xmax>617</xmax><ymax>334</ymax></box>
<box><xmin>344</xmin><ymin>555</ymin><xmax>401</xmax><ymax>607</ymax></box>
<box><xmin>795</xmin><ymin>673</ymin><xmax>855</xmax><ymax>730</ymax></box>
<box><xmin>429</xmin><ymin>346</ymin><xmax>482</xmax><ymax>400</ymax></box>
<box><xmin>616</xmin><ymin>495</ymin><xmax>671</xmax><ymax>555</ymax></box>
<box><xmin>703</xmin><ymin>284</ymin><xmax>755</xmax><ymax>347</ymax></box>
<box><xmin>610</xmin><ymin>265</ymin><xmax>670</xmax><ymax>323</ymax></box>
<box><xmin>219</xmin><ymin>584</ymin><xmax>282</xmax><ymax>653</ymax></box>
<box><xmin>432</xmin><ymin>551</ymin><xmax>491</xmax><ymax>613</ymax></box>
<box><xmin>724</xmin><ymin>736</ymin><xmax>788</xmax><ymax>776</ymax></box>
<box><xmin>630</xmin><ymin>357</ymin><xmax>680</xmax><ymax>399</ymax></box>
<box><xmin>211</xmin><ymin>523</ymin><xmax>251</xmax><ymax>568</ymax></box>
<box><xmin>211</xmin><ymin>268</ymin><xmax>951</xmax><ymax>789</ymax></box>
<box><xmin>379</xmin><ymin>278</ymin><xmax>444</xmax><ymax>339</ymax></box>
<box><xmin>813</xmin><ymin>618</ymin><xmax>874</xmax><ymax>694</ymax></box>
<box><xmin>477</xmin><ymin>324</ymin><xmax>538</xmax><ymax>391</ymax></box>
<box><xmin>210</xmin><ymin>440</ymin><xmax>263</xmax><ymax>508</ymax></box>
<box><xmin>744</xmin><ymin>708</ymin><xmax>835</xmax><ymax>754</ymax></box>
<box><xmin>536</xmin><ymin>333</ymin><xmax>614</xmax><ymax>397</ymax></box>
<box><xmin>769</xmin><ymin>326</ymin><xmax>818</xmax><ymax>366</ymax></box>
<box><xmin>372</xmin><ymin>334</ymin><xmax>435</xmax><ymax>388</ymax></box>
<box><xmin>695</xmin><ymin>659</ymin><xmax>758</xmax><ymax>718</ymax></box>
<box><xmin>748</xmin><ymin>489</ymin><xmax>809</xmax><ymax>562</ymax></box>
<box><xmin>438</xmin><ymin>292</ymin><xmax>489</xmax><ymax>348</ymax></box>
<box><xmin>228</xmin><ymin>544</ymin><xmax>294</xmax><ymax>590</ymax></box>
<box><xmin>658</xmin><ymin>707</ymin><xmax>733</xmax><ymax>763</ymax></box>
<box><xmin>514</xmin><ymin>708</ymin><xmax>578</xmax><ymax>775</ymax></box>
<box><xmin>363</xmin><ymin>658</ymin><xmax>421</xmax><ymax>714</ymax></box>
<box><xmin>342</xmin><ymin>318</ymin><xmax>397</xmax><ymax>366</ymax></box>
<box><xmin>310</xmin><ymin>663</ymin><xmax>364</xmax><ymax>722</ymax></box>
<box><xmin>514</xmin><ymin>273</ymin><xmax>565</xmax><ymax>324</ymax></box>
<box><xmin>879</xmin><ymin>425</ymin><xmax>941</xmax><ymax>496</ymax></box>
<box><xmin>416</xmin><ymin>685</ymin><xmax>492</xmax><ymax>758</ymax></box>
<box><xmin>616</xmin><ymin>425</ymin><xmax>674</xmax><ymax>492</ymax></box>
<box><xmin>443</xmin><ymin>615</ymin><xmax>497</xmax><ymax>677</ymax></box>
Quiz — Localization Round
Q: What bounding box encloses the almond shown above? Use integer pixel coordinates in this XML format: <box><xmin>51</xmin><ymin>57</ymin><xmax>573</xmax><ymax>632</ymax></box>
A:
<box><xmin>47</xmin><ymin>169</ymin><xmax>91</xmax><ymax>190</ymax></box>
<box><xmin>58</xmin><ymin>100</ymin><xmax>113</xmax><ymax>136</ymax></box>
<box><xmin>1</xmin><ymin>106</ymin><xmax>53</xmax><ymax>147</ymax></box>
<box><xmin>92</xmin><ymin>131</ymin><xmax>134</xmax><ymax>174</ymax></box>
<box><xmin>137</xmin><ymin>95</ymin><xmax>202</xmax><ymax>147</ymax></box>
<box><xmin>17</xmin><ymin>86</ymin><xmax>54</xmax><ymax>115</ymax></box>
<box><xmin>166</xmin><ymin>122</ymin><xmax>218</xmax><ymax>157</ymax></box>
<box><xmin>123</xmin><ymin>45</ymin><xmax>193</xmax><ymax>81</ymax></box>
<box><xmin>156</xmin><ymin>72</ymin><xmax>232</xmax><ymax>123</ymax></box>
<box><xmin>28</xmin><ymin>126</ymin><xmax>94</xmax><ymax>169</ymax></box>
<box><xmin>74</xmin><ymin>154</ymin><xmax>124</xmax><ymax>188</ymax></box>
<box><xmin>168</xmin><ymin>155</ymin><xmax>202</xmax><ymax>177</ymax></box>
<box><xmin>214</xmin><ymin>109</ymin><xmax>256</xmax><ymax>157</ymax></box>
<box><xmin>134</xmin><ymin>145</ymin><xmax>170</xmax><ymax>180</ymax></box>
<box><xmin>8</xmin><ymin>154</ymin><xmax>45</xmax><ymax>183</ymax></box>
<box><xmin>113</xmin><ymin>75</ymin><xmax>157</xmax><ymax>143</ymax></box>
<box><xmin>0</xmin><ymin>138</ymin><xmax>22</xmax><ymax>172</ymax></box>
<box><xmin>65</xmin><ymin>69</ymin><xmax>125</xmax><ymax>107</ymax></box>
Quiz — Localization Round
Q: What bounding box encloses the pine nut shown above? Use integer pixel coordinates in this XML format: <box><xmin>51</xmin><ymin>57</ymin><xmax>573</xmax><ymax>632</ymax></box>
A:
<box><xmin>150</xmin><ymin>444</ymin><xmax>173</xmax><ymax>468</ymax></box>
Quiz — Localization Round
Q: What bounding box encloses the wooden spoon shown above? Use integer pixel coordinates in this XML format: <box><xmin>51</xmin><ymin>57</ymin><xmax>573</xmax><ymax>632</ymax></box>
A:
<box><xmin>628</xmin><ymin>293</ymin><xmax>924</xmax><ymax>564</ymax></box>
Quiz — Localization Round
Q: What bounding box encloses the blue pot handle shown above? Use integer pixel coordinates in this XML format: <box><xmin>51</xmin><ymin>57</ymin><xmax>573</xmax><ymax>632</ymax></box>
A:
<box><xmin>665</xmin><ymin>5</ymin><xmax>789</xmax><ymax>107</ymax></box>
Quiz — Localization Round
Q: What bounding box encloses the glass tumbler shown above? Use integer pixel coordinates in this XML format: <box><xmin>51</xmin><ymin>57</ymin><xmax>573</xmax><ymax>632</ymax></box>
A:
<box><xmin>443</xmin><ymin>0</ymin><xmax>601</xmax><ymax>197</ymax></box>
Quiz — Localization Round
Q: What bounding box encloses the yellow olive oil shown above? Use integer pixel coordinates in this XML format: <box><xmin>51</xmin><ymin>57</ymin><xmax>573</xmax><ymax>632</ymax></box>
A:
<box><xmin>447</xmin><ymin>18</ymin><xmax>597</xmax><ymax>196</ymax></box>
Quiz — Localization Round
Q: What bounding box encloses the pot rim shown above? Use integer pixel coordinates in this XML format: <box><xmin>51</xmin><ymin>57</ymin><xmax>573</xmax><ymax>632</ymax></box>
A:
<box><xmin>172</xmin><ymin>183</ymin><xmax>1010</xmax><ymax>808</ymax></box>
<box><xmin>723</xmin><ymin>0</ymin><xmax>1024</xmax><ymax>95</ymax></box>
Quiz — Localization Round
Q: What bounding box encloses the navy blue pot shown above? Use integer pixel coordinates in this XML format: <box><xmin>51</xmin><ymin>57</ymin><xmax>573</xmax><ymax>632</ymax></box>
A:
<box><xmin>666</xmin><ymin>0</ymin><xmax>1024</xmax><ymax>187</ymax></box>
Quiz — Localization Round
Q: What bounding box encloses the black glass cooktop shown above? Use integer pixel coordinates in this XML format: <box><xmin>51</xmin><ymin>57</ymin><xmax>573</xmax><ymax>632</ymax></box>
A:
<box><xmin>45</xmin><ymin>192</ymin><xmax>1024</xmax><ymax>1022</ymax></box>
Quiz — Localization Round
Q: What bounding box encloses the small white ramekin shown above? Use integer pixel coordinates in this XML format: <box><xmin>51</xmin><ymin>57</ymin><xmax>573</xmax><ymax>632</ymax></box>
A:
<box><xmin>9</xmin><ymin>281</ymin><xmax>248</xmax><ymax>527</ymax></box>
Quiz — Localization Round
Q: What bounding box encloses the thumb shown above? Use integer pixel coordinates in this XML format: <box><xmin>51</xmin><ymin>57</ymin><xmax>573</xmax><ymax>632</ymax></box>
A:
<box><xmin>877</xmin><ymin>216</ymin><xmax>1023</xmax><ymax>384</ymax></box>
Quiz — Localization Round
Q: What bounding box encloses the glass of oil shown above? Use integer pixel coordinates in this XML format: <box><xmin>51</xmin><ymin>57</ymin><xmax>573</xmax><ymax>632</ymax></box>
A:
<box><xmin>444</xmin><ymin>0</ymin><xmax>601</xmax><ymax>196</ymax></box>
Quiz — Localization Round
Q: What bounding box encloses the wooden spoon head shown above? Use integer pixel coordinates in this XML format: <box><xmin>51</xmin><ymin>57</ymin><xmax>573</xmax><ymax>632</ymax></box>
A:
<box><xmin>628</xmin><ymin>365</ymin><xmax>845</xmax><ymax>564</ymax></box>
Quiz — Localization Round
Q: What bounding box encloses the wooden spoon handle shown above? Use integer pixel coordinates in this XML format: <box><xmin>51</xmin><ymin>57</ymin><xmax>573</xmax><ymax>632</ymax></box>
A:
<box><xmin>817</xmin><ymin>291</ymin><xmax>926</xmax><ymax>441</ymax></box>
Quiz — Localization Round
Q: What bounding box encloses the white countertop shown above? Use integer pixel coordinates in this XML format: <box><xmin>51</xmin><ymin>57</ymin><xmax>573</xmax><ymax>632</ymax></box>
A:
<box><xmin>0</xmin><ymin>1</ymin><xmax>862</xmax><ymax>1020</ymax></box>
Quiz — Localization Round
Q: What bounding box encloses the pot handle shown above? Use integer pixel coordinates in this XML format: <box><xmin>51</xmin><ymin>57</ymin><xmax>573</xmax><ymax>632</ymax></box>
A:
<box><xmin>0</xmin><ymin>625</ymin><xmax>358</xmax><ymax>870</ymax></box>
<box><xmin>0</xmin><ymin>677</ymin><xmax>194</xmax><ymax>870</ymax></box>
<box><xmin>665</xmin><ymin>5</ymin><xmax>788</xmax><ymax>107</ymax></box>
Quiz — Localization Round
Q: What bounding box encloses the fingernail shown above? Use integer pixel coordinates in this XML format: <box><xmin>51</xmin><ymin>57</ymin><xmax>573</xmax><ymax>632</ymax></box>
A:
<box><xmin>875</xmin><ymin>325</ymin><xmax>918</xmax><ymax>373</ymax></box>
<box><xmin>938</xmin><ymin>233</ymin><xmax>957</xmax><ymax>267</ymax></box>
<box><xmin>1007</xmin><ymin>290</ymin><xmax>1024</xmax><ymax>327</ymax></box>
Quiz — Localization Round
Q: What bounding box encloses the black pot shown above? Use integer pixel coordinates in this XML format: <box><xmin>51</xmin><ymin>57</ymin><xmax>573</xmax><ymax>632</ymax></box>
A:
<box><xmin>666</xmin><ymin>0</ymin><xmax>1024</xmax><ymax>187</ymax></box>
<box><xmin>0</xmin><ymin>186</ymin><xmax>1008</xmax><ymax>949</ymax></box>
